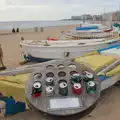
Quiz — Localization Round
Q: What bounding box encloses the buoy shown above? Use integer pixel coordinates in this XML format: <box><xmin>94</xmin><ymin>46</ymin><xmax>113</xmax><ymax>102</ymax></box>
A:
<box><xmin>86</xmin><ymin>81</ymin><xmax>96</xmax><ymax>94</ymax></box>
<box><xmin>45</xmin><ymin>77</ymin><xmax>54</xmax><ymax>86</ymax></box>
<box><xmin>45</xmin><ymin>86</ymin><xmax>54</xmax><ymax>96</ymax></box>
<box><xmin>71</xmin><ymin>73</ymin><xmax>81</xmax><ymax>84</ymax></box>
<box><xmin>59</xmin><ymin>81</ymin><xmax>68</xmax><ymax>96</ymax></box>
<box><xmin>72</xmin><ymin>83</ymin><xmax>82</xmax><ymax>95</ymax></box>
<box><xmin>32</xmin><ymin>81</ymin><xmax>42</xmax><ymax>97</ymax></box>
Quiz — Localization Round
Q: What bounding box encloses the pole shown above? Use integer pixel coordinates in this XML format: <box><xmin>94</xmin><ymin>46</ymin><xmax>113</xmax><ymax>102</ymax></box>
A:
<box><xmin>103</xmin><ymin>8</ymin><xmax>105</xmax><ymax>25</ymax></box>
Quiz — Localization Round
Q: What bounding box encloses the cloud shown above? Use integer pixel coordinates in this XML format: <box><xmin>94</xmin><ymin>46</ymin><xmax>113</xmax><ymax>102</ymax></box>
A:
<box><xmin>0</xmin><ymin>0</ymin><xmax>120</xmax><ymax>21</ymax></box>
<box><xmin>3</xmin><ymin>0</ymin><xmax>120</xmax><ymax>6</ymax></box>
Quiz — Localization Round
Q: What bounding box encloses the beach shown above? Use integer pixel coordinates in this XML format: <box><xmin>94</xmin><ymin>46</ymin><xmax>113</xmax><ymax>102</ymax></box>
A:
<box><xmin>0</xmin><ymin>24</ymin><xmax>120</xmax><ymax>120</ymax></box>
<box><xmin>4</xmin><ymin>86</ymin><xmax>120</xmax><ymax>120</ymax></box>
<box><xmin>0</xmin><ymin>24</ymin><xmax>79</xmax><ymax>68</ymax></box>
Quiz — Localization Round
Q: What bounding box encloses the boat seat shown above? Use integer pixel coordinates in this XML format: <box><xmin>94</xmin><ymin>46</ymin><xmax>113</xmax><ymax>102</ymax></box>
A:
<box><xmin>0</xmin><ymin>73</ymin><xmax>30</xmax><ymax>84</ymax></box>
<box><xmin>0</xmin><ymin>74</ymin><xmax>30</xmax><ymax>104</ymax></box>
<box><xmin>75</xmin><ymin>55</ymin><xmax>117</xmax><ymax>74</ymax></box>
<box><xmin>106</xmin><ymin>64</ymin><xmax>120</xmax><ymax>76</ymax></box>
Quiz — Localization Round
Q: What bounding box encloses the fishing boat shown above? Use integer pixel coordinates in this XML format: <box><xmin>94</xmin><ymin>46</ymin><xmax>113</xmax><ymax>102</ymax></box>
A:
<box><xmin>98</xmin><ymin>44</ymin><xmax>120</xmax><ymax>58</ymax></box>
<box><xmin>20</xmin><ymin>37</ymin><xmax>120</xmax><ymax>60</ymax></box>
<box><xmin>0</xmin><ymin>54</ymin><xmax>120</xmax><ymax>108</ymax></box>
<box><xmin>60</xmin><ymin>28</ymin><xmax>118</xmax><ymax>40</ymax></box>
<box><xmin>60</xmin><ymin>23</ymin><xmax>119</xmax><ymax>40</ymax></box>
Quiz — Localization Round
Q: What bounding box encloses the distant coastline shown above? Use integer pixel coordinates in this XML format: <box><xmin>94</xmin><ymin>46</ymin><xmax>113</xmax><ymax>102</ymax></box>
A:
<box><xmin>60</xmin><ymin>19</ymin><xmax>82</xmax><ymax>21</ymax></box>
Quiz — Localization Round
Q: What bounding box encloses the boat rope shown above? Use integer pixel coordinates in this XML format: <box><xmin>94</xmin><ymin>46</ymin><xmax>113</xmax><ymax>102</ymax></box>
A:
<box><xmin>59</xmin><ymin>81</ymin><xmax>68</xmax><ymax>96</ymax></box>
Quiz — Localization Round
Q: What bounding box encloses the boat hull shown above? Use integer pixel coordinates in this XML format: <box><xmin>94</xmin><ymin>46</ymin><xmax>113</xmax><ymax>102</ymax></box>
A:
<box><xmin>20</xmin><ymin>39</ymin><xmax>120</xmax><ymax>59</ymax></box>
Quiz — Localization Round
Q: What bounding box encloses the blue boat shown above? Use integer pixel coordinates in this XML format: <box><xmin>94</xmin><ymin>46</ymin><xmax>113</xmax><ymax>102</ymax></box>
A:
<box><xmin>76</xmin><ymin>26</ymin><xmax>98</xmax><ymax>31</ymax></box>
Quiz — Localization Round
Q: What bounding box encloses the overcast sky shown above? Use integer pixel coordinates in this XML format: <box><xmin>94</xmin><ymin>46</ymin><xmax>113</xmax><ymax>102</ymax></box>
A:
<box><xmin>0</xmin><ymin>0</ymin><xmax>120</xmax><ymax>21</ymax></box>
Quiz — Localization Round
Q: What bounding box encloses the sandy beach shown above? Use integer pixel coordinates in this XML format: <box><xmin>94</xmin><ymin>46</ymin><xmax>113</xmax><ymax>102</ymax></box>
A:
<box><xmin>0</xmin><ymin>24</ymin><xmax>79</xmax><ymax>68</ymax></box>
<box><xmin>0</xmin><ymin>24</ymin><xmax>120</xmax><ymax>120</ymax></box>
<box><xmin>4</xmin><ymin>86</ymin><xmax>120</xmax><ymax>120</ymax></box>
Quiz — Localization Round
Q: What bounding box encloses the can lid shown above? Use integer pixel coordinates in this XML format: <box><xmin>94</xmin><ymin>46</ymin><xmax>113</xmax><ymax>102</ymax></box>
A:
<box><xmin>46</xmin><ymin>77</ymin><xmax>53</xmax><ymax>82</ymax></box>
<box><xmin>74</xmin><ymin>83</ymin><xmax>81</xmax><ymax>89</ymax></box>
<box><xmin>73</xmin><ymin>73</ymin><xmax>80</xmax><ymax>77</ymax></box>
<box><xmin>69</xmin><ymin>64</ymin><xmax>76</xmax><ymax>69</ymax></box>
<box><xmin>33</xmin><ymin>81</ymin><xmax>41</xmax><ymax>88</ymax></box>
<box><xmin>46</xmin><ymin>86</ymin><xmax>53</xmax><ymax>92</ymax></box>
<box><xmin>87</xmin><ymin>81</ymin><xmax>95</xmax><ymax>87</ymax></box>
<box><xmin>59</xmin><ymin>82</ymin><xmax>67</xmax><ymax>88</ymax></box>
<box><xmin>86</xmin><ymin>72</ymin><xmax>93</xmax><ymax>79</ymax></box>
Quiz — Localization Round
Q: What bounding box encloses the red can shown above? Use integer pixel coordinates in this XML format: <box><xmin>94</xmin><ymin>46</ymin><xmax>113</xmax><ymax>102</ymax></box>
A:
<box><xmin>72</xmin><ymin>83</ymin><xmax>82</xmax><ymax>95</ymax></box>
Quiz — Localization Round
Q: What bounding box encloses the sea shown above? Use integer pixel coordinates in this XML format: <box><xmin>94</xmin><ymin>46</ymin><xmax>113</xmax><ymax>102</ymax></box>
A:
<box><xmin>0</xmin><ymin>20</ymin><xmax>83</xmax><ymax>30</ymax></box>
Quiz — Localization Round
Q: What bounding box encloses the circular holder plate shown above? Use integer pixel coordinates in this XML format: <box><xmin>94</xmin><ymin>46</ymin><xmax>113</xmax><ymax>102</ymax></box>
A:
<box><xmin>25</xmin><ymin>59</ymin><xmax>101</xmax><ymax>116</ymax></box>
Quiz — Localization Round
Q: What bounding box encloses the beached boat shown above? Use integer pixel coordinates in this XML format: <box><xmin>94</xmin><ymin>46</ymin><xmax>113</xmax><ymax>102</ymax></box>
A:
<box><xmin>60</xmin><ymin>24</ymin><xmax>119</xmax><ymax>40</ymax></box>
<box><xmin>20</xmin><ymin>37</ymin><xmax>120</xmax><ymax>60</ymax></box>
<box><xmin>0</xmin><ymin>55</ymin><xmax>119</xmax><ymax>106</ymax></box>
<box><xmin>60</xmin><ymin>29</ymin><xmax>118</xmax><ymax>40</ymax></box>
<box><xmin>98</xmin><ymin>44</ymin><xmax>120</xmax><ymax>58</ymax></box>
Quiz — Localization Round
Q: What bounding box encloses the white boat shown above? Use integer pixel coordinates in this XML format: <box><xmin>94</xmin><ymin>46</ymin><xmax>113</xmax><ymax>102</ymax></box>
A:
<box><xmin>60</xmin><ymin>24</ymin><xmax>119</xmax><ymax>40</ymax></box>
<box><xmin>20</xmin><ymin>37</ymin><xmax>120</xmax><ymax>59</ymax></box>
<box><xmin>60</xmin><ymin>29</ymin><xmax>118</xmax><ymax>40</ymax></box>
<box><xmin>98</xmin><ymin>44</ymin><xmax>120</xmax><ymax>58</ymax></box>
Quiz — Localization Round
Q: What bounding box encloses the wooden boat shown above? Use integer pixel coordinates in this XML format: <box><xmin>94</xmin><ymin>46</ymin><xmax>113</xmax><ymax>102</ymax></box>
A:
<box><xmin>60</xmin><ymin>30</ymin><xmax>118</xmax><ymax>40</ymax></box>
<box><xmin>98</xmin><ymin>44</ymin><xmax>120</xmax><ymax>58</ymax></box>
<box><xmin>20</xmin><ymin>37</ymin><xmax>120</xmax><ymax>60</ymax></box>
<box><xmin>60</xmin><ymin>24</ymin><xmax>119</xmax><ymax>40</ymax></box>
<box><xmin>0</xmin><ymin>55</ymin><xmax>119</xmax><ymax>106</ymax></box>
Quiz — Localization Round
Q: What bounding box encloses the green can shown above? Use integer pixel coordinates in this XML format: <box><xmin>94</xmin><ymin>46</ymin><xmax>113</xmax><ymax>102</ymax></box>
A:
<box><xmin>71</xmin><ymin>73</ymin><xmax>81</xmax><ymax>84</ymax></box>
<box><xmin>86</xmin><ymin>81</ymin><xmax>96</xmax><ymax>94</ymax></box>
<box><xmin>82</xmin><ymin>71</ymin><xmax>94</xmax><ymax>82</ymax></box>
<box><xmin>59</xmin><ymin>82</ymin><xmax>68</xmax><ymax>96</ymax></box>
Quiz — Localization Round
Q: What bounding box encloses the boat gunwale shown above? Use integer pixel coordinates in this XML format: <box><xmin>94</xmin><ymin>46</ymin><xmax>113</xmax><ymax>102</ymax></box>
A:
<box><xmin>20</xmin><ymin>38</ymin><xmax>120</xmax><ymax>48</ymax></box>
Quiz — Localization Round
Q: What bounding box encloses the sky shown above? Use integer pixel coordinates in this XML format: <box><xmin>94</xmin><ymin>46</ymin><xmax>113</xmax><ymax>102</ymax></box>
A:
<box><xmin>0</xmin><ymin>0</ymin><xmax>120</xmax><ymax>21</ymax></box>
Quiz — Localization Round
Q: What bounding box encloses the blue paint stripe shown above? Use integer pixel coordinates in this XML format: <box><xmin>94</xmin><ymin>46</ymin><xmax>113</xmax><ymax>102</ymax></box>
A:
<box><xmin>98</xmin><ymin>75</ymin><xmax>111</xmax><ymax>81</ymax></box>
<box><xmin>97</xmin><ymin>44</ymin><xmax>120</xmax><ymax>54</ymax></box>
<box><xmin>76</xmin><ymin>26</ymin><xmax>98</xmax><ymax>30</ymax></box>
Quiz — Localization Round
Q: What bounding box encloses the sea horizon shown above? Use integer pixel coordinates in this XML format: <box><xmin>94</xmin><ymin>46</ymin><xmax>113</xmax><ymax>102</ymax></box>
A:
<box><xmin>0</xmin><ymin>20</ymin><xmax>83</xmax><ymax>30</ymax></box>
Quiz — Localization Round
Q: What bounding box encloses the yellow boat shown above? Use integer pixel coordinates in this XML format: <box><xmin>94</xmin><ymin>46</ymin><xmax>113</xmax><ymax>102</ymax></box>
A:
<box><xmin>0</xmin><ymin>54</ymin><xmax>120</xmax><ymax>108</ymax></box>
<box><xmin>75</xmin><ymin>54</ymin><xmax>120</xmax><ymax>75</ymax></box>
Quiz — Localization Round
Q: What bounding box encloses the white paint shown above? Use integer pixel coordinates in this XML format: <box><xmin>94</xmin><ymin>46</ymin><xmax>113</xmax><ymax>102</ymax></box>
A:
<box><xmin>50</xmin><ymin>98</ymin><xmax>80</xmax><ymax>109</ymax></box>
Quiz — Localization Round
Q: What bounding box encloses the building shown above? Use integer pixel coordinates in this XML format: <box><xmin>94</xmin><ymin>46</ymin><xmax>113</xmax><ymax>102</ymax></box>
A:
<box><xmin>116</xmin><ymin>11</ymin><xmax>120</xmax><ymax>21</ymax></box>
<box><xmin>92</xmin><ymin>15</ymin><xmax>102</xmax><ymax>21</ymax></box>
